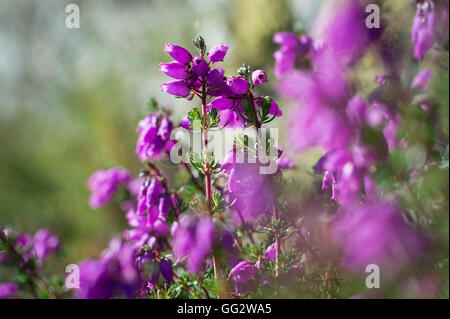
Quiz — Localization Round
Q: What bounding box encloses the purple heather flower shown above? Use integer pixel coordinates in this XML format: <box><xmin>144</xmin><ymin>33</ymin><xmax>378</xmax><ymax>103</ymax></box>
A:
<box><xmin>412</xmin><ymin>69</ymin><xmax>432</xmax><ymax>91</ymax></box>
<box><xmin>277</xmin><ymin>153</ymin><xmax>296</xmax><ymax>170</ymax></box>
<box><xmin>252</xmin><ymin>70</ymin><xmax>267</xmax><ymax>85</ymax></box>
<box><xmin>76</xmin><ymin>238</ymin><xmax>139</xmax><ymax>299</ymax></box>
<box><xmin>207</xmin><ymin>43</ymin><xmax>229</xmax><ymax>63</ymax></box>
<box><xmin>160</xmin><ymin>258</ymin><xmax>174</xmax><ymax>284</ymax></box>
<box><xmin>412</xmin><ymin>1</ymin><xmax>436</xmax><ymax>59</ymax></box>
<box><xmin>273</xmin><ymin>32</ymin><xmax>299</xmax><ymax>47</ymax></box>
<box><xmin>346</xmin><ymin>94</ymin><xmax>367</xmax><ymax>126</ymax></box>
<box><xmin>272</xmin><ymin>33</ymin><xmax>313</xmax><ymax>78</ymax></box>
<box><xmin>333</xmin><ymin>203</ymin><xmax>427</xmax><ymax>273</ymax></box>
<box><xmin>145</xmin><ymin>178</ymin><xmax>164</xmax><ymax>209</ymax></box>
<box><xmin>226</xmin><ymin>77</ymin><xmax>249</xmax><ymax>95</ymax></box>
<box><xmin>264</xmin><ymin>243</ymin><xmax>276</xmax><ymax>261</ymax></box>
<box><xmin>192</xmin><ymin>56</ymin><xmax>210</xmax><ymax>76</ymax></box>
<box><xmin>207</xmin><ymin>96</ymin><xmax>239</xmax><ymax>110</ymax></box>
<box><xmin>215</xmin><ymin>108</ymin><xmax>245</xmax><ymax>128</ymax></box>
<box><xmin>136</xmin><ymin>114</ymin><xmax>173</xmax><ymax>161</ymax></box>
<box><xmin>87</xmin><ymin>168</ymin><xmax>133</xmax><ymax>209</ymax></box>
<box><xmin>33</xmin><ymin>228</ymin><xmax>59</xmax><ymax>261</ymax></box>
<box><xmin>157</xmin><ymin>194</ymin><xmax>171</xmax><ymax>220</ymax></box>
<box><xmin>0</xmin><ymin>282</ymin><xmax>18</xmax><ymax>299</ymax></box>
<box><xmin>279</xmin><ymin>69</ymin><xmax>353</xmax><ymax>151</ymax></box>
<box><xmin>206</xmin><ymin>67</ymin><xmax>225</xmax><ymax>88</ymax></box>
<box><xmin>321</xmin><ymin>0</ymin><xmax>381</xmax><ymax>66</ymax></box>
<box><xmin>229</xmin><ymin>261</ymin><xmax>257</xmax><ymax>295</ymax></box>
<box><xmin>160</xmin><ymin>80</ymin><xmax>191</xmax><ymax>97</ymax></box>
<box><xmin>255</xmin><ymin>97</ymin><xmax>283</xmax><ymax>117</ymax></box>
<box><xmin>159</xmin><ymin>61</ymin><xmax>189</xmax><ymax>80</ymax></box>
<box><xmin>273</xmin><ymin>46</ymin><xmax>298</xmax><ymax>78</ymax></box>
<box><xmin>227</xmin><ymin>158</ymin><xmax>276</xmax><ymax>221</ymax></box>
<box><xmin>172</xmin><ymin>215</ymin><xmax>214</xmax><ymax>273</ymax></box>
<box><xmin>164</xmin><ymin>43</ymin><xmax>192</xmax><ymax>64</ymax></box>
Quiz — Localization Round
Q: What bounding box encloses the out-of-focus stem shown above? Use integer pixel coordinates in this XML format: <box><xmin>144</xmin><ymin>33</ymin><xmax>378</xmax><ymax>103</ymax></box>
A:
<box><xmin>273</xmin><ymin>205</ymin><xmax>281</xmax><ymax>278</ymax></box>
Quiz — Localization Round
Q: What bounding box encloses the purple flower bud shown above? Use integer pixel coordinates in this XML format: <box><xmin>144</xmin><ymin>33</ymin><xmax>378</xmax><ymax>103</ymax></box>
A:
<box><xmin>229</xmin><ymin>261</ymin><xmax>256</xmax><ymax>283</ymax></box>
<box><xmin>0</xmin><ymin>283</ymin><xmax>18</xmax><ymax>299</ymax></box>
<box><xmin>412</xmin><ymin>2</ymin><xmax>436</xmax><ymax>59</ymax></box>
<box><xmin>264</xmin><ymin>243</ymin><xmax>277</xmax><ymax>261</ymax></box>
<box><xmin>229</xmin><ymin>261</ymin><xmax>257</xmax><ymax>294</ymax></box>
<box><xmin>160</xmin><ymin>258</ymin><xmax>174</xmax><ymax>284</ymax></box>
<box><xmin>207</xmin><ymin>43</ymin><xmax>229</xmax><ymax>62</ymax></box>
<box><xmin>412</xmin><ymin>69</ymin><xmax>432</xmax><ymax>91</ymax></box>
<box><xmin>160</xmin><ymin>81</ymin><xmax>190</xmax><ymax>97</ymax></box>
<box><xmin>158</xmin><ymin>194</ymin><xmax>171</xmax><ymax>220</ymax></box>
<box><xmin>159</xmin><ymin>62</ymin><xmax>189</xmax><ymax>80</ymax></box>
<box><xmin>252</xmin><ymin>70</ymin><xmax>267</xmax><ymax>85</ymax></box>
<box><xmin>226</xmin><ymin>77</ymin><xmax>249</xmax><ymax>95</ymax></box>
<box><xmin>147</xmin><ymin>261</ymin><xmax>161</xmax><ymax>290</ymax></box>
<box><xmin>192</xmin><ymin>56</ymin><xmax>210</xmax><ymax>76</ymax></box>
<box><xmin>33</xmin><ymin>228</ymin><xmax>60</xmax><ymax>261</ymax></box>
<box><xmin>277</xmin><ymin>154</ymin><xmax>296</xmax><ymax>170</ymax></box>
<box><xmin>146</xmin><ymin>178</ymin><xmax>164</xmax><ymax>207</ymax></box>
<box><xmin>206</xmin><ymin>67</ymin><xmax>225</xmax><ymax>88</ymax></box>
<box><xmin>164</xmin><ymin>43</ymin><xmax>192</xmax><ymax>64</ymax></box>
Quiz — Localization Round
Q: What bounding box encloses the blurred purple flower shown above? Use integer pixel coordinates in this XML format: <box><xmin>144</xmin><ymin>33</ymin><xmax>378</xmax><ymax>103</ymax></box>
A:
<box><xmin>412</xmin><ymin>69</ymin><xmax>432</xmax><ymax>91</ymax></box>
<box><xmin>172</xmin><ymin>215</ymin><xmax>214</xmax><ymax>273</ymax></box>
<box><xmin>333</xmin><ymin>203</ymin><xmax>427</xmax><ymax>273</ymax></box>
<box><xmin>0</xmin><ymin>282</ymin><xmax>18</xmax><ymax>299</ymax></box>
<box><xmin>229</xmin><ymin>261</ymin><xmax>257</xmax><ymax>295</ymax></box>
<box><xmin>33</xmin><ymin>228</ymin><xmax>59</xmax><ymax>261</ymax></box>
<box><xmin>412</xmin><ymin>1</ymin><xmax>436</xmax><ymax>59</ymax></box>
<box><xmin>75</xmin><ymin>238</ymin><xmax>139</xmax><ymax>299</ymax></box>
<box><xmin>263</xmin><ymin>243</ymin><xmax>276</xmax><ymax>261</ymax></box>
<box><xmin>87</xmin><ymin>168</ymin><xmax>132</xmax><ymax>209</ymax></box>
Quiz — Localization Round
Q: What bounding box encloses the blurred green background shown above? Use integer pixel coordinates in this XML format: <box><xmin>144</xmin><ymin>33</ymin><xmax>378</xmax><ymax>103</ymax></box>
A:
<box><xmin>0</xmin><ymin>0</ymin><xmax>447</xmax><ymax>287</ymax></box>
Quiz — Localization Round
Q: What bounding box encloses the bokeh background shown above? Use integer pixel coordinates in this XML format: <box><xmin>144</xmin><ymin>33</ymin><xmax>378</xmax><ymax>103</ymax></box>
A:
<box><xmin>0</xmin><ymin>0</ymin><xmax>447</xmax><ymax>289</ymax></box>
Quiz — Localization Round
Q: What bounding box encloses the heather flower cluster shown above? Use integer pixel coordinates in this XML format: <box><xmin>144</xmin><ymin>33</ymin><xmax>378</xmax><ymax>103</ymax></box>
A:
<box><xmin>1</xmin><ymin>0</ymin><xmax>448</xmax><ymax>300</ymax></box>
<box><xmin>275</xmin><ymin>0</ymin><xmax>447</xmax><ymax>282</ymax></box>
